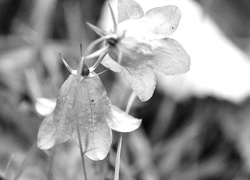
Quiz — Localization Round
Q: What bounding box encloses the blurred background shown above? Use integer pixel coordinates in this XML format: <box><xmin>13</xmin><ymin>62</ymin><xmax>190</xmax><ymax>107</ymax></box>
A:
<box><xmin>0</xmin><ymin>0</ymin><xmax>250</xmax><ymax>180</ymax></box>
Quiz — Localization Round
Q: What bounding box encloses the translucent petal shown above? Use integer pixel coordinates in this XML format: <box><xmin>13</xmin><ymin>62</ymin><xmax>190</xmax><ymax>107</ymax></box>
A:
<box><xmin>108</xmin><ymin>36</ymin><xmax>153</xmax><ymax>68</ymax></box>
<box><xmin>116</xmin><ymin>5</ymin><xmax>181</xmax><ymax>39</ymax></box>
<box><xmin>107</xmin><ymin>105</ymin><xmax>142</xmax><ymax>132</ymax></box>
<box><xmin>37</xmin><ymin>112</ymin><xmax>56</xmax><ymax>149</ymax></box>
<box><xmin>37</xmin><ymin>74</ymin><xmax>78</xmax><ymax>149</ymax></box>
<box><xmin>148</xmin><ymin>38</ymin><xmax>190</xmax><ymax>75</ymax></box>
<box><xmin>72</xmin><ymin>74</ymin><xmax>112</xmax><ymax>161</ymax></box>
<box><xmin>35</xmin><ymin>98</ymin><xmax>56</xmax><ymax>116</ymax></box>
<box><xmin>142</xmin><ymin>5</ymin><xmax>181</xmax><ymax>36</ymax></box>
<box><xmin>118</xmin><ymin>0</ymin><xmax>144</xmax><ymax>23</ymax></box>
<box><xmin>123</xmin><ymin>65</ymin><xmax>156</xmax><ymax>101</ymax></box>
<box><xmin>109</xmin><ymin>37</ymin><xmax>190</xmax><ymax>76</ymax></box>
<box><xmin>101</xmin><ymin>54</ymin><xmax>123</xmax><ymax>73</ymax></box>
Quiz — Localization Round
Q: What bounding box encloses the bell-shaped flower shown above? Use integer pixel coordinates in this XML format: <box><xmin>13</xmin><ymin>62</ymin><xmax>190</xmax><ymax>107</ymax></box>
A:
<box><xmin>88</xmin><ymin>0</ymin><xmax>191</xmax><ymax>101</ymax></box>
<box><xmin>37</xmin><ymin>51</ymin><xmax>141</xmax><ymax>161</ymax></box>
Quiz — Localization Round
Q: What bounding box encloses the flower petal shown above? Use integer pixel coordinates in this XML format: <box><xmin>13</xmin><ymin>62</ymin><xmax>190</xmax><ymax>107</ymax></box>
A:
<box><xmin>37</xmin><ymin>75</ymin><xmax>77</xmax><ymax>149</ymax></box>
<box><xmin>148</xmin><ymin>38</ymin><xmax>190</xmax><ymax>75</ymax></box>
<box><xmin>118</xmin><ymin>0</ymin><xmax>144</xmax><ymax>23</ymax></box>
<box><xmin>116</xmin><ymin>5</ymin><xmax>181</xmax><ymax>39</ymax></box>
<box><xmin>107</xmin><ymin>105</ymin><xmax>142</xmax><ymax>132</ymax></box>
<box><xmin>37</xmin><ymin>112</ymin><xmax>56</xmax><ymax>149</ymax></box>
<box><xmin>142</xmin><ymin>5</ymin><xmax>181</xmax><ymax>37</ymax></box>
<box><xmin>109</xmin><ymin>36</ymin><xmax>153</xmax><ymax>68</ymax></box>
<box><xmin>101</xmin><ymin>54</ymin><xmax>123</xmax><ymax>73</ymax></box>
<box><xmin>72</xmin><ymin>74</ymin><xmax>112</xmax><ymax>161</ymax></box>
<box><xmin>123</xmin><ymin>65</ymin><xmax>156</xmax><ymax>101</ymax></box>
<box><xmin>35</xmin><ymin>98</ymin><xmax>56</xmax><ymax>116</ymax></box>
<box><xmin>108</xmin><ymin>37</ymin><xmax>190</xmax><ymax>76</ymax></box>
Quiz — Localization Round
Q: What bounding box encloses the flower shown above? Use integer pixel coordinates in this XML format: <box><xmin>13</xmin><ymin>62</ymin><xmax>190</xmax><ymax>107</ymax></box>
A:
<box><xmin>88</xmin><ymin>0</ymin><xmax>190</xmax><ymax>101</ymax></box>
<box><xmin>37</xmin><ymin>53</ymin><xmax>141</xmax><ymax>161</ymax></box>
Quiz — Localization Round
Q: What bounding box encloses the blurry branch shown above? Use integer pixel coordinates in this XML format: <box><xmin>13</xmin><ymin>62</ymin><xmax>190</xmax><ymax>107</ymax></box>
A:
<box><xmin>14</xmin><ymin>143</ymin><xmax>38</xmax><ymax>180</ymax></box>
<box><xmin>63</xmin><ymin>1</ymin><xmax>86</xmax><ymax>44</ymax></box>
<box><xmin>109</xmin><ymin>148</ymin><xmax>135</xmax><ymax>180</ymax></box>
<box><xmin>154</xmin><ymin>123</ymin><xmax>200</xmax><ymax>178</ymax></box>
<box><xmin>170</xmin><ymin>155</ymin><xmax>226</xmax><ymax>180</ymax></box>
<box><xmin>4</xmin><ymin>154</ymin><xmax>14</xmax><ymax>179</ymax></box>
<box><xmin>25</xmin><ymin>68</ymin><xmax>42</xmax><ymax>101</ymax></box>
<box><xmin>31</xmin><ymin>0</ymin><xmax>58</xmax><ymax>50</ymax></box>
<box><xmin>128</xmin><ymin>129</ymin><xmax>159</xmax><ymax>180</ymax></box>
<box><xmin>149</xmin><ymin>97</ymin><xmax>176</xmax><ymax>142</ymax></box>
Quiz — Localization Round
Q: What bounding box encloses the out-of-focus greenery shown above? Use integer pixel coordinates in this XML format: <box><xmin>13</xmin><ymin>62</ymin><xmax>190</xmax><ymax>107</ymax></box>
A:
<box><xmin>0</xmin><ymin>0</ymin><xmax>250</xmax><ymax>180</ymax></box>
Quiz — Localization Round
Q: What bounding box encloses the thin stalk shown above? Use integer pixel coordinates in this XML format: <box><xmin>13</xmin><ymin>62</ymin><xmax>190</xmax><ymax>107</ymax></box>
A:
<box><xmin>76</xmin><ymin>119</ymin><xmax>88</xmax><ymax>180</ymax></box>
<box><xmin>108</xmin><ymin>3</ymin><xmax>117</xmax><ymax>31</ymax></box>
<box><xmin>59</xmin><ymin>53</ymin><xmax>77</xmax><ymax>74</ymax></box>
<box><xmin>114</xmin><ymin>135</ymin><xmax>123</xmax><ymax>180</ymax></box>
<box><xmin>46</xmin><ymin>149</ymin><xmax>55</xmax><ymax>180</ymax></box>
<box><xmin>114</xmin><ymin>92</ymin><xmax>137</xmax><ymax>180</ymax></box>
<box><xmin>14</xmin><ymin>143</ymin><xmax>37</xmax><ymax>180</ymax></box>
<box><xmin>78</xmin><ymin>35</ymin><xmax>117</xmax><ymax>76</ymax></box>
<box><xmin>86</xmin><ymin>22</ymin><xmax>108</xmax><ymax>37</ymax></box>
<box><xmin>4</xmin><ymin>154</ymin><xmax>14</xmax><ymax>178</ymax></box>
<box><xmin>90</xmin><ymin>50</ymin><xmax>108</xmax><ymax>71</ymax></box>
<box><xmin>85</xmin><ymin>46</ymin><xmax>109</xmax><ymax>61</ymax></box>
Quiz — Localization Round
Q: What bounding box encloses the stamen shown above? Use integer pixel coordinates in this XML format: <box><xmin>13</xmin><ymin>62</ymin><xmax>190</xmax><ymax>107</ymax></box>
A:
<box><xmin>78</xmin><ymin>34</ymin><xmax>118</xmax><ymax>76</ymax></box>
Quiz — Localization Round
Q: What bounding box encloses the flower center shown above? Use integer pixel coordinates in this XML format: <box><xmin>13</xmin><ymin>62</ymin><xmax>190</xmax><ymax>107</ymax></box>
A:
<box><xmin>81</xmin><ymin>63</ymin><xmax>90</xmax><ymax>76</ymax></box>
<box><xmin>107</xmin><ymin>37</ymin><xmax>119</xmax><ymax>47</ymax></box>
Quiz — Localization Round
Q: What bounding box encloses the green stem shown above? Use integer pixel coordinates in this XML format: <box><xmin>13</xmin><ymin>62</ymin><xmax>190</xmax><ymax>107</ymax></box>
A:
<box><xmin>14</xmin><ymin>143</ymin><xmax>37</xmax><ymax>180</ymax></box>
<box><xmin>4</xmin><ymin>154</ymin><xmax>14</xmax><ymax>179</ymax></box>
<box><xmin>78</xmin><ymin>35</ymin><xmax>117</xmax><ymax>76</ymax></box>
<box><xmin>76</xmin><ymin>119</ymin><xmax>88</xmax><ymax>180</ymax></box>
<box><xmin>114</xmin><ymin>92</ymin><xmax>137</xmax><ymax>180</ymax></box>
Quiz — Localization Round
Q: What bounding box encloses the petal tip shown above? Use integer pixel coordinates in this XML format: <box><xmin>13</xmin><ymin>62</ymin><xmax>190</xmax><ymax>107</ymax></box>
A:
<box><xmin>37</xmin><ymin>136</ymin><xmax>55</xmax><ymax>150</ymax></box>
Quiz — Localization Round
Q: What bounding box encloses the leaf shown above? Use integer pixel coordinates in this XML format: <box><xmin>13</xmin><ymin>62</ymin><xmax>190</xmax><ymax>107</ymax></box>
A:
<box><xmin>35</xmin><ymin>98</ymin><xmax>56</xmax><ymax>116</ymax></box>
<box><xmin>123</xmin><ymin>65</ymin><xmax>156</xmax><ymax>101</ymax></box>
<box><xmin>37</xmin><ymin>74</ymin><xmax>78</xmax><ymax>149</ymax></box>
<box><xmin>142</xmin><ymin>5</ymin><xmax>181</xmax><ymax>37</ymax></box>
<box><xmin>107</xmin><ymin>105</ymin><xmax>141</xmax><ymax>132</ymax></box>
<box><xmin>118</xmin><ymin>0</ymin><xmax>144</xmax><ymax>23</ymax></box>
<box><xmin>72</xmin><ymin>74</ymin><xmax>112</xmax><ymax>161</ymax></box>
<box><xmin>148</xmin><ymin>38</ymin><xmax>190</xmax><ymax>75</ymax></box>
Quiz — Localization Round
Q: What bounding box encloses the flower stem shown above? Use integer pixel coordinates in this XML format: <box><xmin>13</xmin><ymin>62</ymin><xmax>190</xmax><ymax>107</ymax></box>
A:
<box><xmin>78</xmin><ymin>35</ymin><xmax>117</xmax><ymax>76</ymax></box>
<box><xmin>90</xmin><ymin>49</ymin><xmax>108</xmax><ymax>71</ymax></box>
<box><xmin>4</xmin><ymin>154</ymin><xmax>14</xmax><ymax>179</ymax></box>
<box><xmin>76</xmin><ymin>119</ymin><xmax>88</xmax><ymax>180</ymax></box>
<box><xmin>14</xmin><ymin>143</ymin><xmax>37</xmax><ymax>180</ymax></box>
<box><xmin>114</xmin><ymin>92</ymin><xmax>137</xmax><ymax>180</ymax></box>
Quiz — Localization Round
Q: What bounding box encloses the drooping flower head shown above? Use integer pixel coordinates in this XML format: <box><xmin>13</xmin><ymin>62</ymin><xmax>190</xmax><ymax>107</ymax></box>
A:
<box><xmin>88</xmin><ymin>0</ymin><xmax>191</xmax><ymax>101</ymax></box>
<box><xmin>37</xmin><ymin>46</ymin><xmax>141</xmax><ymax>161</ymax></box>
